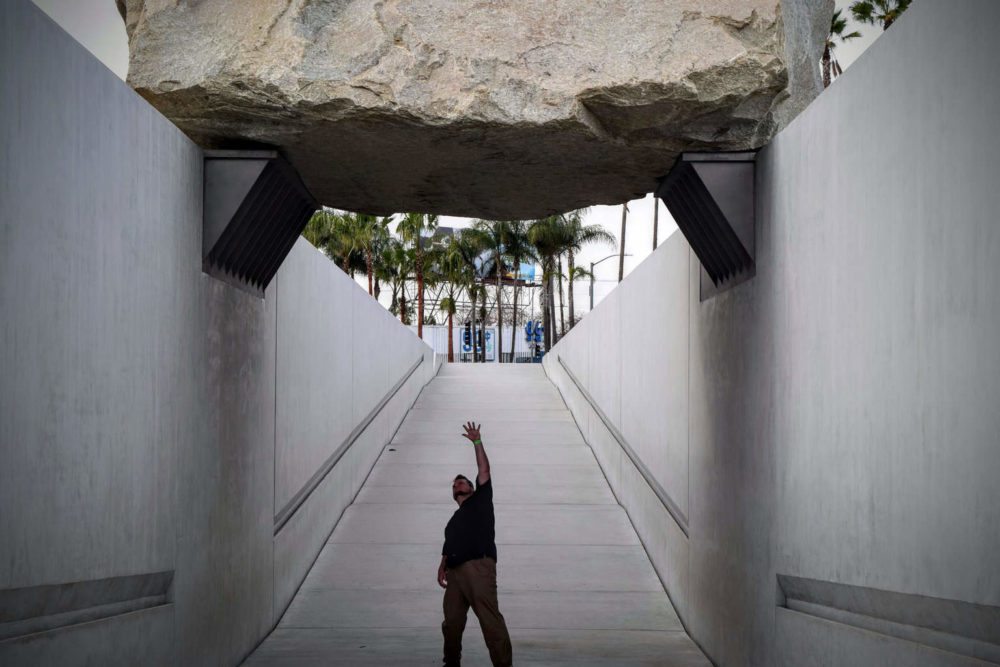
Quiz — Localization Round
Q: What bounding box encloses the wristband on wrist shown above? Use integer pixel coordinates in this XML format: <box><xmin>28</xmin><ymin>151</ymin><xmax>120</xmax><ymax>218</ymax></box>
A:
<box><xmin>474</xmin><ymin>439</ymin><xmax>482</xmax><ymax>444</ymax></box>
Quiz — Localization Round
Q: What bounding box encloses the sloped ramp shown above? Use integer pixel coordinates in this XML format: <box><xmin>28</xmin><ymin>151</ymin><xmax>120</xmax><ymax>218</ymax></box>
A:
<box><xmin>245</xmin><ymin>364</ymin><xmax>709</xmax><ymax>666</ymax></box>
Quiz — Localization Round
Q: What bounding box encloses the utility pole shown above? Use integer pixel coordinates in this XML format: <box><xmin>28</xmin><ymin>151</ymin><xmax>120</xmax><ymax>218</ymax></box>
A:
<box><xmin>590</xmin><ymin>253</ymin><xmax>629</xmax><ymax>311</ymax></box>
<box><xmin>618</xmin><ymin>203</ymin><xmax>628</xmax><ymax>282</ymax></box>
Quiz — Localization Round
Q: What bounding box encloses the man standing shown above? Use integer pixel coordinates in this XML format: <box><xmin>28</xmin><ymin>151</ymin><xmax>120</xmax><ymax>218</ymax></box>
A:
<box><xmin>437</xmin><ymin>421</ymin><xmax>513</xmax><ymax>667</ymax></box>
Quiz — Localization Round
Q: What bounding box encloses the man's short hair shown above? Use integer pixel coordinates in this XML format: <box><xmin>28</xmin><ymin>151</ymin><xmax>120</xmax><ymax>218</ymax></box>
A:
<box><xmin>454</xmin><ymin>474</ymin><xmax>473</xmax><ymax>488</ymax></box>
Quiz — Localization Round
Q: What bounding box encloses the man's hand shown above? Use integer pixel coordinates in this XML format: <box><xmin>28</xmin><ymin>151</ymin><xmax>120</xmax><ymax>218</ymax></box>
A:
<box><xmin>461</xmin><ymin>421</ymin><xmax>482</xmax><ymax>444</ymax></box>
<box><xmin>462</xmin><ymin>421</ymin><xmax>490</xmax><ymax>485</ymax></box>
<box><xmin>437</xmin><ymin>557</ymin><xmax>448</xmax><ymax>589</ymax></box>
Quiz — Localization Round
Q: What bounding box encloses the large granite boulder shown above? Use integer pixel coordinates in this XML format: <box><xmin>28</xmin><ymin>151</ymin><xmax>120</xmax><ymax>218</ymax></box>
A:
<box><xmin>118</xmin><ymin>0</ymin><xmax>832</xmax><ymax>219</ymax></box>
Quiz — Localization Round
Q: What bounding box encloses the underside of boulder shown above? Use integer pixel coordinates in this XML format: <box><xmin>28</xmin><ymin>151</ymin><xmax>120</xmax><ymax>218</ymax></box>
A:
<box><xmin>118</xmin><ymin>0</ymin><xmax>833</xmax><ymax>219</ymax></box>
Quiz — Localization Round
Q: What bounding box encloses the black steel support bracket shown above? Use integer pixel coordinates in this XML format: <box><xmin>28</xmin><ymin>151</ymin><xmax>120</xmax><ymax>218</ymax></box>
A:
<box><xmin>203</xmin><ymin>150</ymin><xmax>318</xmax><ymax>296</ymax></box>
<box><xmin>656</xmin><ymin>152</ymin><xmax>756</xmax><ymax>300</ymax></box>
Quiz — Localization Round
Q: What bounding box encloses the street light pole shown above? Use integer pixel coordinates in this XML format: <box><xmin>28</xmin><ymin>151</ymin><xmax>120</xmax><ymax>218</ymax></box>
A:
<box><xmin>590</xmin><ymin>253</ymin><xmax>631</xmax><ymax>311</ymax></box>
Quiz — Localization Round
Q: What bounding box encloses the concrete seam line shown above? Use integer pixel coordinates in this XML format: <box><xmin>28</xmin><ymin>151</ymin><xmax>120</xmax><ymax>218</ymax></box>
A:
<box><xmin>272</xmin><ymin>354</ymin><xmax>425</xmax><ymax>534</ymax></box>
<box><xmin>347</xmin><ymin>350</ymin><xmax>437</xmax><ymax>511</ymax></box>
<box><xmin>556</xmin><ymin>354</ymin><xmax>690</xmax><ymax>538</ymax></box>
<box><xmin>779</xmin><ymin>604</ymin><xmax>1000</xmax><ymax>664</ymax></box>
<box><xmin>0</xmin><ymin>572</ymin><xmax>173</xmax><ymax>641</ymax></box>
<box><xmin>777</xmin><ymin>574</ymin><xmax>1000</xmax><ymax>661</ymax></box>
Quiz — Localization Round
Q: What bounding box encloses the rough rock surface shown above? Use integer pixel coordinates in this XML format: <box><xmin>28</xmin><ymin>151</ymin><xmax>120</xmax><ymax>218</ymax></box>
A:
<box><xmin>118</xmin><ymin>0</ymin><xmax>833</xmax><ymax>219</ymax></box>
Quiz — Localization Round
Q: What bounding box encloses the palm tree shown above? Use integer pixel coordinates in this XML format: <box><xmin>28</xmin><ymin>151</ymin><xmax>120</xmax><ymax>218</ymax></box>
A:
<box><xmin>450</xmin><ymin>231</ymin><xmax>485</xmax><ymax>362</ymax></box>
<box><xmin>330</xmin><ymin>213</ymin><xmax>361</xmax><ymax>273</ymax></box>
<box><xmin>562</xmin><ymin>209</ymin><xmax>614</xmax><ymax>330</ymax></box>
<box><xmin>471</xmin><ymin>220</ymin><xmax>509</xmax><ymax>361</ymax></box>
<box><xmin>823</xmin><ymin>9</ymin><xmax>862</xmax><ymax>88</ymax></box>
<box><xmin>369</xmin><ymin>219</ymin><xmax>396</xmax><ymax>301</ymax></box>
<box><xmin>437</xmin><ymin>240</ymin><xmax>471</xmax><ymax>363</ymax></box>
<box><xmin>396</xmin><ymin>212</ymin><xmax>439</xmax><ymax>340</ymax></box>
<box><xmin>302</xmin><ymin>208</ymin><xmax>336</xmax><ymax>249</ymax></box>
<box><xmin>556</xmin><ymin>253</ymin><xmax>567</xmax><ymax>339</ymax></box>
<box><xmin>850</xmin><ymin>0</ymin><xmax>911</xmax><ymax>30</ymax></box>
<box><xmin>468</xmin><ymin>284</ymin><xmax>487</xmax><ymax>364</ymax></box>
<box><xmin>502</xmin><ymin>220</ymin><xmax>535</xmax><ymax>362</ymax></box>
<box><xmin>355</xmin><ymin>214</ymin><xmax>392</xmax><ymax>296</ymax></box>
<box><xmin>303</xmin><ymin>209</ymin><xmax>357</xmax><ymax>272</ymax></box>
<box><xmin>529</xmin><ymin>215</ymin><xmax>572</xmax><ymax>352</ymax></box>
<box><xmin>376</xmin><ymin>239</ymin><xmax>412</xmax><ymax>324</ymax></box>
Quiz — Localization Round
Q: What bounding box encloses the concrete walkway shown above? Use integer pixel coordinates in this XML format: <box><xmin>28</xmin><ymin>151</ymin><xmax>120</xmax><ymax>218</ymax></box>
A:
<box><xmin>245</xmin><ymin>364</ymin><xmax>709</xmax><ymax>666</ymax></box>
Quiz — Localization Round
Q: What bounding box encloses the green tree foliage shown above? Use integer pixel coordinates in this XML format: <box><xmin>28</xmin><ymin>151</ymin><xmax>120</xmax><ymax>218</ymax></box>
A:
<box><xmin>302</xmin><ymin>204</ymin><xmax>612</xmax><ymax>361</ymax></box>
<box><xmin>470</xmin><ymin>220</ymin><xmax>510</xmax><ymax>361</ymax></box>
<box><xmin>396</xmin><ymin>213</ymin><xmax>439</xmax><ymax>339</ymax></box>
<box><xmin>528</xmin><ymin>215</ymin><xmax>573</xmax><ymax>351</ymax></box>
<box><xmin>501</xmin><ymin>220</ymin><xmax>536</xmax><ymax>362</ymax></box>
<box><xmin>448</xmin><ymin>230</ymin><xmax>488</xmax><ymax>361</ymax></box>
<box><xmin>823</xmin><ymin>9</ymin><xmax>862</xmax><ymax>88</ymax></box>
<box><xmin>561</xmin><ymin>209</ymin><xmax>614</xmax><ymax>331</ymax></box>
<box><xmin>850</xmin><ymin>0</ymin><xmax>912</xmax><ymax>30</ymax></box>
<box><xmin>436</xmin><ymin>241</ymin><xmax>473</xmax><ymax>363</ymax></box>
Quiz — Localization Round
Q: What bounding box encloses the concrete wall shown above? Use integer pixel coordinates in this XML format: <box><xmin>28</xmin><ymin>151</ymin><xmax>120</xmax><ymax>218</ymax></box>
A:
<box><xmin>545</xmin><ymin>2</ymin><xmax>1000</xmax><ymax>665</ymax></box>
<box><xmin>0</xmin><ymin>2</ymin><xmax>438</xmax><ymax>664</ymax></box>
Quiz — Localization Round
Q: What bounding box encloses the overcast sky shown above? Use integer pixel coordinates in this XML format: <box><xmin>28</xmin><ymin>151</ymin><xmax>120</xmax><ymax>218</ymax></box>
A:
<box><xmin>32</xmin><ymin>0</ymin><xmax>882</xmax><ymax>313</ymax></box>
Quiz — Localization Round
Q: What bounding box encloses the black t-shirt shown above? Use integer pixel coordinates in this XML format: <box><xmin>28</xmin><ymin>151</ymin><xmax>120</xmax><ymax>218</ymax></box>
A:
<box><xmin>442</xmin><ymin>477</ymin><xmax>497</xmax><ymax>568</ymax></box>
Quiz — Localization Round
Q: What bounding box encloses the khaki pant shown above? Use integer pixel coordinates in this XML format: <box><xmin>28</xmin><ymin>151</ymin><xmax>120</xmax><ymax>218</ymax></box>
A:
<box><xmin>442</xmin><ymin>557</ymin><xmax>512</xmax><ymax>666</ymax></box>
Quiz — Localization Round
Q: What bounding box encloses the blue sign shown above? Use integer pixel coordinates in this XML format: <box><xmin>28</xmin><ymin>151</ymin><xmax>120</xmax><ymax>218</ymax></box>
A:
<box><xmin>525</xmin><ymin>320</ymin><xmax>543</xmax><ymax>342</ymax></box>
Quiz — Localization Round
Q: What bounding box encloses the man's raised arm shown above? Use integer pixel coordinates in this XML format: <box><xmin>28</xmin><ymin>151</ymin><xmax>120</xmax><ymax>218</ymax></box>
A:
<box><xmin>461</xmin><ymin>421</ymin><xmax>490</xmax><ymax>485</ymax></box>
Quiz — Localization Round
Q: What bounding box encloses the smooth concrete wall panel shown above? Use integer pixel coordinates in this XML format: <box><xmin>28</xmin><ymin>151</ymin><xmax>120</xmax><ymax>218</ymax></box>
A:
<box><xmin>619</xmin><ymin>232</ymin><xmax>690</xmax><ymax>519</ymax></box>
<box><xmin>271</xmin><ymin>289</ymin><xmax>433</xmax><ymax>616</ymax></box>
<box><xmin>271</xmin><ymin>241</ymin><xmax>435</xmax><ymax>617</ymax></box>
<box><xmin>559</xmin><ymin>296</ymin><xmax>592</xmax><ymax>390</ymax></box>
<box><xmin>352</xmin><ymin>290</ymin><xmax>390</xmax><ymax>426</ymax></box>
<box><xmin>774</xmin><ymin>608</ymin><xmax>991</xmax><ymax>667</ymax></box>
<box><xmin>549</xmin><ymin>2</ymin><xmax>1000</xmax><ymax>665</ymax></box>
<box><xmin>274</xmin><ymin>240</ymin><xmax>356</xmax><ymax>512</ymax></box>
<box><xmin>0</xmin><ymin>605</ymin><xmax>176</xmax><ymax>667</ymax></box>
<box><xmin>587</xmin><ymin>288</ymin><xmax>622</xmax><ymax>426</ymax></box>
<box><xmin>176</xmin><ymin>278</ymin><xmax>277</xmax><ymax>665</ymax></box>
<box><xmin>760</xmin><ymin>0</ymin><xmax>1000</xmax><ymax>611</ymax></box>
<box><xmin>686</xmin><ymin>239</ymin><xmax>778</xmax><ymax>666</ymax></box>
<box><xmin>1</xmin><ymin>3</ymin><xmax>437</xmax><ymax>664</ymax></box>
<box><xmin>0</xmin><ymin>0</ymin><xmax>198</xmax><ymax>593</ymax></box>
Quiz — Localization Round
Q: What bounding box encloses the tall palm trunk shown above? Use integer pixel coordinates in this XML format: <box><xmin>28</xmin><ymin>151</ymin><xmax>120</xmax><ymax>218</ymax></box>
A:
<box><xmin>470</xmin><ymin>288</ymin><xmax>478</xmax><ymax>363</ymax></box>
<box><xmin>496</xmin><ymin>254</ymin><xmax>503</xmax><ymax>362</ymax></box>
<box><xmin>548</xmin><ymin>271</ymin><xmax>557</xmax><ymax>349</ymax></box>
<box><xmin>567</xmin><ymin>249</ymin><xmax>576</xmax><ymax>329</ymax></box>
<box><xmin>618</xmin><ymin>203</ymin><xmax>628</xmax><ymax>282</ymax></box>
<box><xmin>653</xmin><ymin>199</ymin><xmax>659</xmax><ymax>250</ymax></box>
<box><xmin>541</xmin><ymin>259</ymin><xmax>552</xmax><ymax>351</ymax></box>
<box><xmin>416</xmin><ymin>245</ymin><xmax>424</xmax><ymax>339</ymax></box>
<box><xmin>365</xmin><ymin>249</ymin><xmax>374</xmax><ymax>295</ymax></box>
<box><xmin>447</xmin><ymin>307</ymin><xmax>454</xmax><ymax>363</ymax></box>
<box><xmin>374</xmin><ymin>276</ymin><xmax>381</xmax><ymax>300</ymax></box>
<box><xmin>480</xmin><ymin>295</ymin><xmax>487</xmax><ymax>364</ymax></box>
<box><xmin>822</xmin><ymin>45</ymin><xmax>832</xmax><ymax>88</ymax></box>
<box><xmin>557</xmin><ymin>255</ymin><xmax>566</xmax><ymax>340</ymax></box>
<box><xmin>509</xmin><ymin>255</ymin><xmax>520</xmax><ymax>362</ymax></box>
<box><xmin>400</xmin><ymin>285</ymin><xmax>407</xmax><ymax>325</ymax></box>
